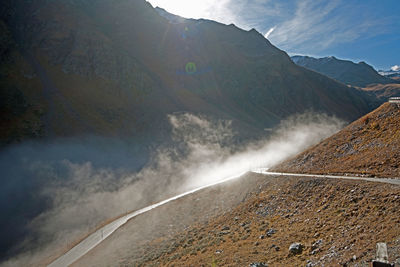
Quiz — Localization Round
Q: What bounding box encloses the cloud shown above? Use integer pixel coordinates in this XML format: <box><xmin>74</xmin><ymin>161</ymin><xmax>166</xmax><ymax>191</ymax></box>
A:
<box><xmin>264</xmin><ymin>27</ymin><xmax>275</xmax><ymax>39</ymax></box>
<box><xmin>391</xmin><ymin>65</ymin><xmax>400</xmax><ymax>71</ymax></box>
<box><xmin>266</xmin><ymin>0</ymin><xmax>391</xmax><ymax>53</ymax></box>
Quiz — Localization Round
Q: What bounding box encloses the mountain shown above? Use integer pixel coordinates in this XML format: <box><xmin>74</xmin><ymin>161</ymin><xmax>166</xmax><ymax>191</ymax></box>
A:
<box><xmin>379</xmin><ymin>68</ymin><xmax>400</xmax><ymax>79</ymax></box>
<box><xmin>0</xmin><ymin>1</ymin><xmax>379</xmax><ymax>260</ymax></box>
<box><xmin>0</xmin><ymin>0</ymin><xmax>374</xmax><ymax>147</ymax></box>
<box><xmin>291</xmin><ymin>55</ymin><xmax>397</xmax><ymax>87</ymax></box>
<box><xmin>362</xmin><ymin>83</ymin><xmax>400</xmax><ymax>103</ymax></box>
<box><xmin>272</xmin><ymin>102</ymin><xmax>400</xmax><ymax>178</ymax></box>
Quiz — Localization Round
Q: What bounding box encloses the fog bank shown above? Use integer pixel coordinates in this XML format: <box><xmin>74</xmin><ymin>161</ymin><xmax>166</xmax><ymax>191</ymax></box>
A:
<box><xmin>0</xmin><ymin>112</ymin><xmax>344</xmax><ymax>266</ymax></box>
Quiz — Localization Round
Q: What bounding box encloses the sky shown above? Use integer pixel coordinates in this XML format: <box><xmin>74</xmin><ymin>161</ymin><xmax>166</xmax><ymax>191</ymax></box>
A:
<box><xmin>147</xmin><ymin>0</ymin><xmax>400</xmax><ymax>70</ymax></box>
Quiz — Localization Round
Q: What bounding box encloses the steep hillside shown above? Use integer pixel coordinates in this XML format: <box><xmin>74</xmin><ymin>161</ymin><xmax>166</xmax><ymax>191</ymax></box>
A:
<box><xmin>75</xmin><ymin>174</ymin><xmax>400</xmax><ymax>266</ymax></box>
<box><xmin>292</xmin><ymin>55</ymin><xmax>397</xmax><ymax>87</ymax></box>
<box><xmin>273</xmin><ymin>102</ymin><xmax>400</xmax><ymax>178</ymax></box>
<box><xmin>0</xmin><ymin>0</ymin><xmax>374</xmax><ymax>146</ymax></box>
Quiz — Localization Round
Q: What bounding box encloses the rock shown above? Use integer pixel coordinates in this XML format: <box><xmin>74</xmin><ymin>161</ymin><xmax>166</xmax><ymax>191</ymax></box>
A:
<box><xmin>271</xmin><ymin>244</ymin><xmax>280</xmax><ymax>251</ymax></box>
<box><xmin>311</xmin><ymin>239</ymin><xmax>323</xmax><ymax>250</ymax></box>
<box><xmin>259</xmin><ymin>235</ymin><xmax>265</xmax><ymax>239</ymax></box>
<box><xmin>221</xmin><ymin>226</ymin><xmax>230</xmax><ymax>231</ymax></box>
<box><xmin>266</xmin><ymin>229</ymin><xmax>276</xmax><ymax>237</ymax></box>
<box><xmin>289</xmin><ymin>243</ymin><xmax>304</xmax><ymax>255</ymax></box>
<box><xmin>218</xmin><ymin>230</ymin><xmax>230</xmax><ymax>236</ymax></box>
<box><xmin>249</xmin><ymin>263</ymin><xmax>268</xmax><ymax>267</ymax></box>
<box><xmin>215</xmin><ymin>249</ymin><xmax>223</xmax><ymax>254</ymax></box>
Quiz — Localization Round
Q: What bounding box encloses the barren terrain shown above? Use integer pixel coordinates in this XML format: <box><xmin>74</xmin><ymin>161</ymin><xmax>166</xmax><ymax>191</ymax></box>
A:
<box><xmin>130</xmin><ymin>175</ymin><xmax>400</xmax><ymax>266</ymax></box>
<box><xmin>273</xmin><ymin>103</ymin><xmax>400</xmax><ymax>178</ymax></box>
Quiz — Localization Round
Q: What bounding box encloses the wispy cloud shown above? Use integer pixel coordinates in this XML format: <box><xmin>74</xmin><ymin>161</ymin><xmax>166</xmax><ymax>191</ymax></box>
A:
<box><xmin>264</xmin><ymin>27</ymin><xmax>275</xmax><ymax>39</ymax></box>
<box><xmin>267</xmin><ymin>0</ymin><xmax>390</xmax><ymax>53</ymax></box>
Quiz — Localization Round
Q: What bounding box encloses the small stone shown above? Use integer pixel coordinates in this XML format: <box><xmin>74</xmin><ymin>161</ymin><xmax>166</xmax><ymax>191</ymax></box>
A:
<box><xmin>221</xmin><ymin>226</ymin><xmax>230</xmax><ymax>231</ymax></box>
<box><xmin>289</xmin><ymin>243</ymin><xmax>304</xmax><ymax>255</ymax></box>
<box><xmin>259</xmin><ymin>235</ymin><xmax>265</xmax><ymax>239</ymax></box>
<box><xmin>266</xmin><ymin>229</ymin><xmax>277</xmax><ymax>237</ymax></box>
<box><xmin>312</xmin><ymin>239</ymin><xmax>323</xmax><ymax>250</ymax></box>
<box><xmin>249</xmin><ymin>263</ymin><xmax>268</xmax><ymax>267</ymax></box>
<box><xmin>219</xmin><ymin>230</ymin><xmax>230</xmax><ymax>236</ymax></box>
<box><xmin>215</xmin><ymin>249</ymin><xmax>223</xmax><ymax>254</ymax></box>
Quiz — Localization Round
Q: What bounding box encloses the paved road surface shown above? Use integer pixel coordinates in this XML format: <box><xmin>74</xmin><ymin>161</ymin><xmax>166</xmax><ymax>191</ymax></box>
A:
<box><xmin>253</xmin><ymin>168</ymin><xmax>400</xmax><ymax>186</ymax></box>
<box><xmin>48</xmin><ymin>170</ymin><xmax>399</xmax><ymax>266</ymax></box>
<box><xmin>47</xmin><ymin>171</ymin><xmax>248</xmax><ymax>267</ymax></box>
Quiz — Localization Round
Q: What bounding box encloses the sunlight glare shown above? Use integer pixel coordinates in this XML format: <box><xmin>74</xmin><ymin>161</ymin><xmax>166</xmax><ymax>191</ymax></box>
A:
<box><xmin>148</xmin><ymin>0</ymin><xmax>216</xmax><ymax>19</ymax></box>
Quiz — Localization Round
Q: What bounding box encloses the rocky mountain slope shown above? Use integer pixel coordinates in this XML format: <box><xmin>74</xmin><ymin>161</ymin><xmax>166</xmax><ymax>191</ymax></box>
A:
<box><xmin>0</xmin><ymin>0</ymin><xmax>385</xmax><ymax>262</ymax></box>
<box><xmin>72</xmin><ymin>173</ymin><xmax>400</xmax><ymax>267</ymax></box>
<box><xmin>273</xmin><ymin>102</ymin><xmax>400</xmax><ymax>178</ymax></box>
<box><xmin>0</xmin><ymin>0</ymin><xmax>374</xmax><ymax>146</ymax></box>
<box><xmin>292</xmin><ymin>55</ymin><xmax>397</xmax><ymax>87</ymax></box>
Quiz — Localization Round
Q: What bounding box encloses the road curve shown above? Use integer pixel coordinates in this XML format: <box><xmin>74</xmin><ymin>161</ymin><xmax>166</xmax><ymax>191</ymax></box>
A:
<box><xmin>48</xmin><ymin>170</ymin><xmax>400</xmax><ymax>266</ymax></box>
<box><xmin>47</xmin><ymin>171</ymin><xmax>248</xmax><ymax>267</ymax></box>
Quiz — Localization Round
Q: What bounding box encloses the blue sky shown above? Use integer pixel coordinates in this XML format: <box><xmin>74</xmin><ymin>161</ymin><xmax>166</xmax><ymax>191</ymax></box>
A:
<box><xmin>148</xmin><ymin>0</ymin><xmax>400</xmax><ymax>70</ymax></box>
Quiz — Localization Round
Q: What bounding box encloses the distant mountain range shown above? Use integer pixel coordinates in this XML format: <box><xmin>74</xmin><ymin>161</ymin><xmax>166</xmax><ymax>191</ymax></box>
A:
<box><xmin>378</xmin><ymin>68</ymin><xmax>400</xmax><ymax>79</ymax></box>
<box><xmin>291</xmin><ymin>55</ymin><xmax>397</xmax><ymax>87</ymax></box>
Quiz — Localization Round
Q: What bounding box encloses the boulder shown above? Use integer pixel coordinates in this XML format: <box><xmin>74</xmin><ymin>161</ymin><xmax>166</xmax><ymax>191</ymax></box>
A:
<box><xmin>289</xmin><ymin>243</ymin><xmax>304</xmax><ymax>255</ymax></box>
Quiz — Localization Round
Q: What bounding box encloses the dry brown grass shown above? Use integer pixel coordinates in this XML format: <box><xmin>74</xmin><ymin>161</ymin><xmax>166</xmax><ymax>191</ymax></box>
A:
<box><xmin>273</xmin><ymin>103</ymin><xmax>400</xmax><ymax>178</ymax></box>
<box><xmin>139</xmin><ymin>176</ymin><xmax>400</xmax><ymax>266</ymax></box>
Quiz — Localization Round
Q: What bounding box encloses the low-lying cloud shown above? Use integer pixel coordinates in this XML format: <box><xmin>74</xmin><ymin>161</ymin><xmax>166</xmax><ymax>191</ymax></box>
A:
<box><xmin>1</xmin><ymin>111</ymin><xmax>344</xmax><ymax>266</ymax></box>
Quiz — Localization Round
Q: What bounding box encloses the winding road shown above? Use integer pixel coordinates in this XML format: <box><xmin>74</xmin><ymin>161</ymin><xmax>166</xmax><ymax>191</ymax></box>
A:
<box><xmin>47</xmin><ymin>170</ymin><xmax>400</xmax><ymax>267</ymax></box>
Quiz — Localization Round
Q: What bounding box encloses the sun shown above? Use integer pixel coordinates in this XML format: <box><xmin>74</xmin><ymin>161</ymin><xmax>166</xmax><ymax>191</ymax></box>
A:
<box><xmin>148</xmin><ymin>0</ymin><xmax>212</xmax><ymax>19</ymax></box>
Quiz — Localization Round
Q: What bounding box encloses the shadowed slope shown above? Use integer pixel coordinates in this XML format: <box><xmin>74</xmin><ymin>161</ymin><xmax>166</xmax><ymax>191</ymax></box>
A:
<box><xmin>292</xmin><ymin>55</ymin><xmax>397</xmax><ymax>87</ymax></box>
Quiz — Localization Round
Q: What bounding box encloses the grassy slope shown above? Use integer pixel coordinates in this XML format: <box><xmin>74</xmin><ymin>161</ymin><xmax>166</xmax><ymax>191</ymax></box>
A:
<box><xmin>272</xmin><ymin>102</ymin><xmax>400</xmax><ymax>178</ymax></box>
